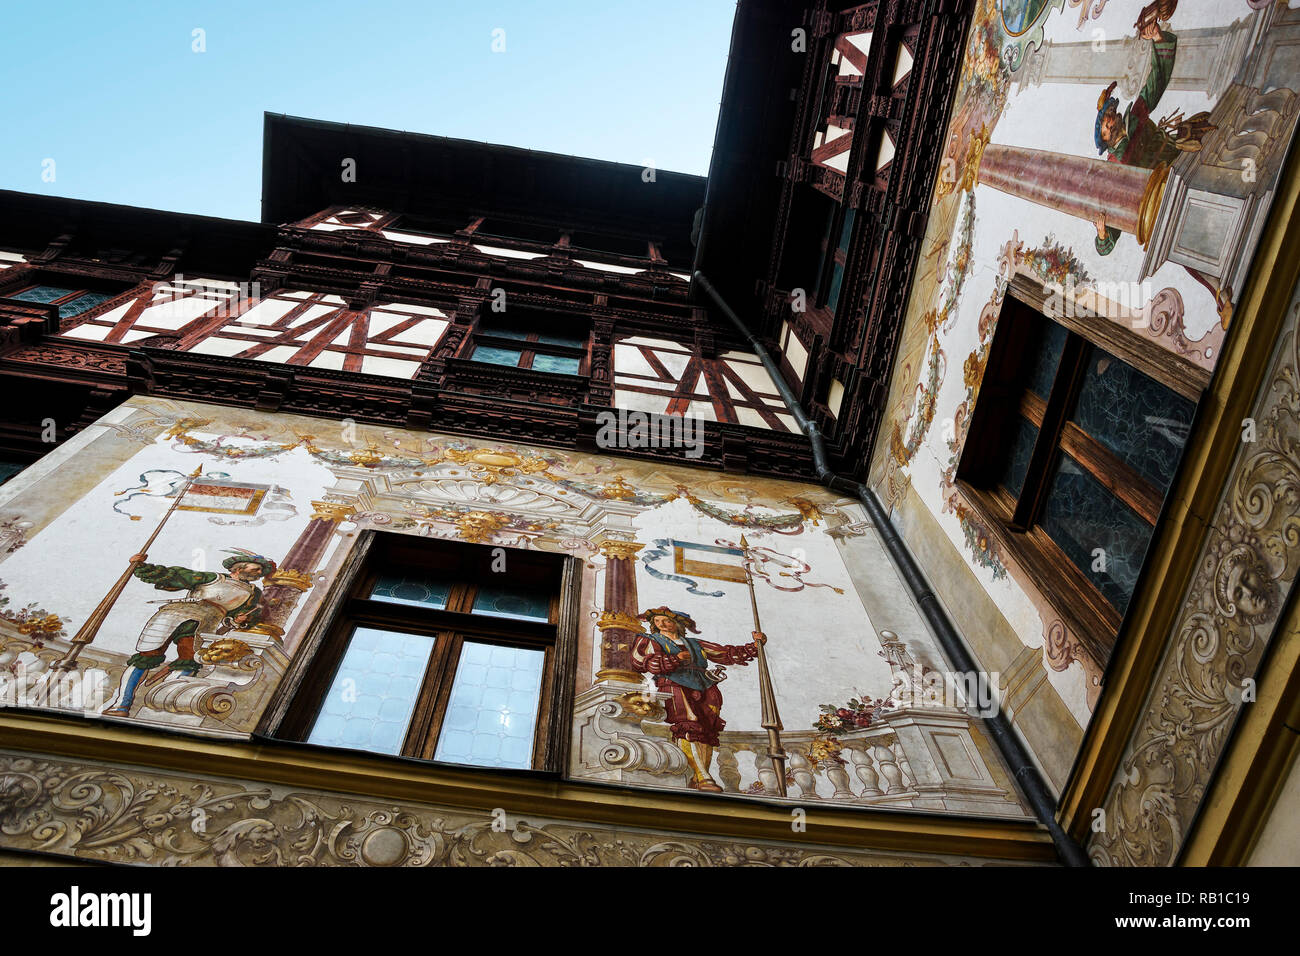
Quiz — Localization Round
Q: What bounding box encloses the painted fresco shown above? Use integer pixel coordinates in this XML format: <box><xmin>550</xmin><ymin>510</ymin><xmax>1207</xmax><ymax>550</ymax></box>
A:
<box><xmin>0</xmin><ymin>396</ymin><xmax>1028</xmax><ymax>817</ymax></box>
<box><xmin>870</xmin><ymin>0</ymin><xmax>1299</xmax><ymax>777</ymax></box>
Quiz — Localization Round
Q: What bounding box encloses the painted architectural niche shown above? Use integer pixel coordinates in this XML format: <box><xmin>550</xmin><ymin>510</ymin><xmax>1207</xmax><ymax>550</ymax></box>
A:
<box><xmin>0</xmin><ymin>397</ymin><xmax>1027</xmax><ymax>818</ymax></box>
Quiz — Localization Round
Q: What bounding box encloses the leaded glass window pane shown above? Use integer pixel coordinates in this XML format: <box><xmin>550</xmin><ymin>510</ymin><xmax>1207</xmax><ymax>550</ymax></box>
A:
<box><xmin>308</xmin><ymin>627</ymin><xmax>435</xmax><ymax>755</ymax></box>
<box><xmin>486</xmin><ymin>327</ymin><xmax>530</xmax><ymax>341</ymax></box>
<box><xmin>471</xmin><ymin>583</ymin><xmax>551</xmax><ymax>621</ymax></box>
<box><xmin>1040</xmin><ymin>454</ymin><xmax>1153</xmax><ymax>613</ymax></box>
<box><xmin>11</xmin><ymin>286</ymin><xmax>113</xmax><ymax>319</ymax></box>
<box><xmin>535</xmin><ymin>331</ymin><xmax>585</xmax><ymax>348</ymax></box>
<box><xmin>999</xmin><ymin>416</ymin><xmax>1039</xmax><ymax>499</ymax></box>
<box><xmin>837</xmin><ymin>209</ymin><xmax>856</xmax><ymax>253</ymax></box>
<box><xmin>531</xmin><ymin>353</ymin><xmax>580</xmax><ymax>375</ymax></box>
<box><xmin>11</xmin><ymin>285</ymin><xmax>75</xmax><ymax>305</ymax></box>
<box><xmin>827</xmin><ymin>265</ymin><xmax>844</xmax><ymax>313</ymax></box>
<box><xmin>1069</xmin><ymin>346</ymin><xmax>1195</xmax><ymax>489</ymax></box>
<box><xmin>1024</xmin><ymin>319</ymin><xmax>1068</xmax><ymax>400</ymax></box>
<box><xmin>60</xmin><ymin>290</ymin><xmax>113</xmax><ymax>318</ymax></box>
<box><xmin>433</xmin><ymin>641</ymin><xmax>544</xmax><ymax>769</ymax></box>
<box><xmin>369</xmin><ymin>574</ymin><xmax>450</xmax><ymax>610</ymax></box>
<box><xmin>472</xmin><ymin>345</ymin><xmax>523</xmax><ymax>367</ymax></box>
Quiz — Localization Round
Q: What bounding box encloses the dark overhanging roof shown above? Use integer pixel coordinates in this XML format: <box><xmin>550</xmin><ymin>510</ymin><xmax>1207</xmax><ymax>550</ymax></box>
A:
<box><xmin>692</xmin><ymin>0</ymin><xmax>805</xmax><ymax>309</ymax></box>
<box><xmin>0</xmin><ymin>189</ymin><xmax>277</xmax><ymax>278</ymax></box>
<box><xmin>1</xmin><ymin>102</ymin><xmax>731</xmax><ymax>279</ymax></box>
<box><xmin>261</xmin><ymin>113</ymin><xmax>707</xmax><ymax>257</ymax></box>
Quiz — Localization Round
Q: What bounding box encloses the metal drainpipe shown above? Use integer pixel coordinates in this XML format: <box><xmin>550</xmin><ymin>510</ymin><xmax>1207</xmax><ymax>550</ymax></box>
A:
<box><xmin>692</xmin><ymin>270</ymin><xmax>1091</xmax><ymax>867</ymax></box>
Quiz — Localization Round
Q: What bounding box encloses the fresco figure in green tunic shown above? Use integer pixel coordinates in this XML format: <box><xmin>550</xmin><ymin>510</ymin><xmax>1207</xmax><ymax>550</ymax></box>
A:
<box><xmin>1091</xmin><ymin>13</ymin><xmax>1214</xmax><ymax>256</ymax></box>
<box><xmin>102</xmin><ymin>549</ymin><xmax>273</xmax><ymax>718</ymax></box>
<box><xmin>1087</xmin><ymin>1</ymin><xmax>1225</xmax><ymax>321</ymax></box>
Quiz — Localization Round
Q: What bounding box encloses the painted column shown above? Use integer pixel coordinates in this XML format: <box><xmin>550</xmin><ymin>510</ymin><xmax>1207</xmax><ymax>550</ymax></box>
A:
<box><xmin>976</xmin><ymin>143</ymin><xmax>1166</xmax><ymax>243</ymax></box>
<box><xmin>250</xmin><ymin>500</ymin><xmax>352</xmax><ymax>639</ymax></box>
<box><xmin>1013</xmin><ymin>21</ymin><xmax>1255</xmax><ymax>99</ymax></box>
<box><xmin>595</xmin><ymin>539</ymin><xmax>645</xmax><ymax>683</ymax></box>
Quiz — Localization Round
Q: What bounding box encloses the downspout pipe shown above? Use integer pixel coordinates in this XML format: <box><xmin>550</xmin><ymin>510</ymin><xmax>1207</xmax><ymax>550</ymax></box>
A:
<box><xmin>693</xmin><ymin>270</ymin><xmax>1091</xmax><ymax>867</ymax></box>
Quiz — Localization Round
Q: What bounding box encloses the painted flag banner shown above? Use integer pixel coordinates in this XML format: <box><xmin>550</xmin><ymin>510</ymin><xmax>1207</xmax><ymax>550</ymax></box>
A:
<box><xmin>644</xmin><ymin>538</ymin><xmax>841</xmax><ymax>596</ymax></box>
<box><xmin>114</xmin><ymin>469</ymin><xmax>267</xmax><ymax>519</ymax></box>
<box><xmin>672</xmin><ymin>540</ymin><xmax>748</xmax><ymax>583</ymax></box>
<box><xmin>177</xmin><ymin>480</ymin><xmax>268</xmax><ymax>516</ymax></box>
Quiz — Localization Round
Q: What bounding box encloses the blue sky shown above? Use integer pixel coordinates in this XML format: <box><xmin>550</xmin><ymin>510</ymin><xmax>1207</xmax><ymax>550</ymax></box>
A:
<box><xmin>0</xmin><ymin>1</ymin><xmax>735</xmax><ymax>222</ymax></box>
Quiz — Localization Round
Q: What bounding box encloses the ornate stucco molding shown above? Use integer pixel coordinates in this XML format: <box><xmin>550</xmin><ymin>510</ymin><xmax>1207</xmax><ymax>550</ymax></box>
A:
<box><xmin>0</xmin><ymin>751</ymin><xmax>1000</xmax><ymax>867</ymax></box>
<box><xmin>1089</xmin><ymin>314</ymin><xmax>1300</xmax><ymax>866</ymax></box>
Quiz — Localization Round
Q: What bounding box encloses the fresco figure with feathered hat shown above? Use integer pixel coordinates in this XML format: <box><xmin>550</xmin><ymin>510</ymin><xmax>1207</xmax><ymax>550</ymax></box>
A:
<box><xmin>631</xmin><ymin>605</ymin><xmax>765</xmax><ymax>792</ymax></box>
<box><xmin>1091</xmin><ymin>0</ymin><xmax>1215</xmax><ymax>255</ymax></box>
<box><xmin>102</xmin><ymin>548</ymin><xmax>274</xmax><ymax>717</ymax></box>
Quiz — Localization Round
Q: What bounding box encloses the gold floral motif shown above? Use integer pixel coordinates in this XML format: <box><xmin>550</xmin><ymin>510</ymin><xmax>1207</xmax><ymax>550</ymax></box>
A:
<box><xmin>937</xmin><ymin>122</ymin><xmax>990</xmax><ymax>200</ymax></box>
<box><xmin>807</xmin><ymin>736</ymin><xmax>845</xmax><ymax>766</ymax></box>
<box><xmin>163</xmin><ymin>417</ymin><xmax>212</xmax><ymax>440</ymax></box>
<box><xmin>13</xmin><ymin>613</ymin><xmax>64</xmax><ymax>638</ymax></box>
<box><xmin>599</xmin><ymin>476</ymin><xmax>636</xmax><ymax>500</ymax></box>
<box><xmin>309</xmin><ymin>501</ymin><xmax>354</xmax><ymax>523</ymax></box>
<box><xmin>441</xmin><ymin>448</ymin><xmax>554</xmax><ymax>485</ymax></box>
<box><xmin>785</xmin><ymin>497</ymin><xmax>824</xmax><ymax>526</ymax></box>
<box><xmin>417</xmin><ymin>505</ymin><xmax>559</xmax><ymax>544</ymax></box>
<box><xmin>347</xmin><ymin>443</ymin><xmax>385</xmax><ymax>469</ymax></box>
<box><xmin>447</xmin><ymin>509</ymin><xmax>510</xmax><ymax>543</ymax></box>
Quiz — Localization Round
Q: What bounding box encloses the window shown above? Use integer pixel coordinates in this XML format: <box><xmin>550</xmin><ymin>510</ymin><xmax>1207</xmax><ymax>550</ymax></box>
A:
<box><xmin>957</xmin><ymin>288</ymin><xmax>1199</xmax><ymax>660</ymax></box>
<box><xmin>469</xmin><ymin>312</ymin><xmax>588</xmax><ymax>376</ymax></box>
<box><xmin>269</xmin><ymin>535</ymin><xmax>577</xmax><ymax>771</ymax></box>
<box><xmin>825</xmin><ymin>208</ymin><xmax>856</xmax><ymax>314</ymax></box>
<box><xmin>387</xmin><ymin>213</ymin><xmax>473</xmax><ymax>238</ymax></box>
<box><xmin>475</xmin><ymin>218</ymin><xmax>559</xmax><ymax>245</ymax></box>
<box><xmin>7</xmin><ymin>283</ymin><xmax>117</xmax><ymax>319</ymax></box>
<box><xmin>568</xmin><ymin>231</ymin><xmax>649</xmax><ymax>259</ymax></box>
<box><xmin>775</xmin><ymin>186</ymin><xmax>834</xmax><ymax>296</ymax></box>
<box><xmin>779</xmin><ymin>320</ymin><xmax>810</xmax><ymax>383</ymax></box>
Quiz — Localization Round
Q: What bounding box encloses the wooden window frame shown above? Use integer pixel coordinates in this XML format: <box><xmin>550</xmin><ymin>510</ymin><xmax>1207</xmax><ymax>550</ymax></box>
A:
<box><xmin>259</xmin><ymin>532</ymin><xmax>580</xmax><ymax>774</ymax></box>
<box><xmin>567</xmin><ymin>231</ymin><xmax>653</xmax><ymax>260</ymax></box>
<box><xmin>824</xmin><ymin>208</ymin><xmax>856</xmax><ymax>315</ymax></box>
<box><xmin>2</xmin><ymin>280</ymin><xmax>124</xmax><ymax>320</ymax></box>
<box><xmin>470</xmin><ymin>315</ymin><xmax>589</xmax><ymax>376</ymax></box>
<box><xmin>955</xmin><ymin>275</ymin><xmax>1205</xmax><ymax>663</ymax></box>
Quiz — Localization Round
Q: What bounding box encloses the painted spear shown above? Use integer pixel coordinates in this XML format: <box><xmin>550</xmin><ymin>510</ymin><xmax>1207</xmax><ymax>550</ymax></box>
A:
<box><xmin>50</xmin><ymin>466</ymin><xmax>203</xmax><ymax>672</ymax></box>
<box><xmin>740</xmin><ymin>534</ymin><xmax>787</xmax><ymax>796</ymax></box>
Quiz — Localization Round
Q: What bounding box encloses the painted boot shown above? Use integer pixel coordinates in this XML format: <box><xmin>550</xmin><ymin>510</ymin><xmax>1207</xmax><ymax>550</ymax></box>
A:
<box><xmin>102</xmin><ymin>666</ymin><xmax>149</xmax><ymax>717</ymax></box>
<box><xmin>679</xmin><ymin>738</ymin><xmax>723</xmax><ymax>792</ymax></box>
<box><xmin>692</xmin><ymin>742</ymin><xmax>723</xmax><ymax>792</ymax></box>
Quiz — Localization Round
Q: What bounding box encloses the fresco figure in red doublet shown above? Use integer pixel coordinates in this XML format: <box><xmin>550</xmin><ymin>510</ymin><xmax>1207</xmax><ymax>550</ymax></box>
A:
<box><xmin>631</xmin><ymin>606</ymin><xmax>763</xmax><ymax>793</ymax></box>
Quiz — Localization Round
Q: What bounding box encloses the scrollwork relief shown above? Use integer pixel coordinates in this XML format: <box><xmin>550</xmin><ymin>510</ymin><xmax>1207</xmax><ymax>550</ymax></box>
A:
<box><xmin>0</xmin><ymin>752</ymin><xmax>986</xmax><ymax>867</ymax></box>
<box><xmin>1091</xmin><ymin>312</ymin><xmax>1300</xmax><ymax>866</ymax></box>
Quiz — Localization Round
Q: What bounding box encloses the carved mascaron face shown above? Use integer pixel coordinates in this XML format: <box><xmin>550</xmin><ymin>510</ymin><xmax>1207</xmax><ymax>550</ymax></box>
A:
<box><xmin>1216</xmin><ymin>546</ymin><xmax>1279</xmax><ymax>624</ymax></box>
<box><xmin>1227</xmin><ymin>562</ymin><xmax>1274</xmax><ymax>620</ymax></box>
